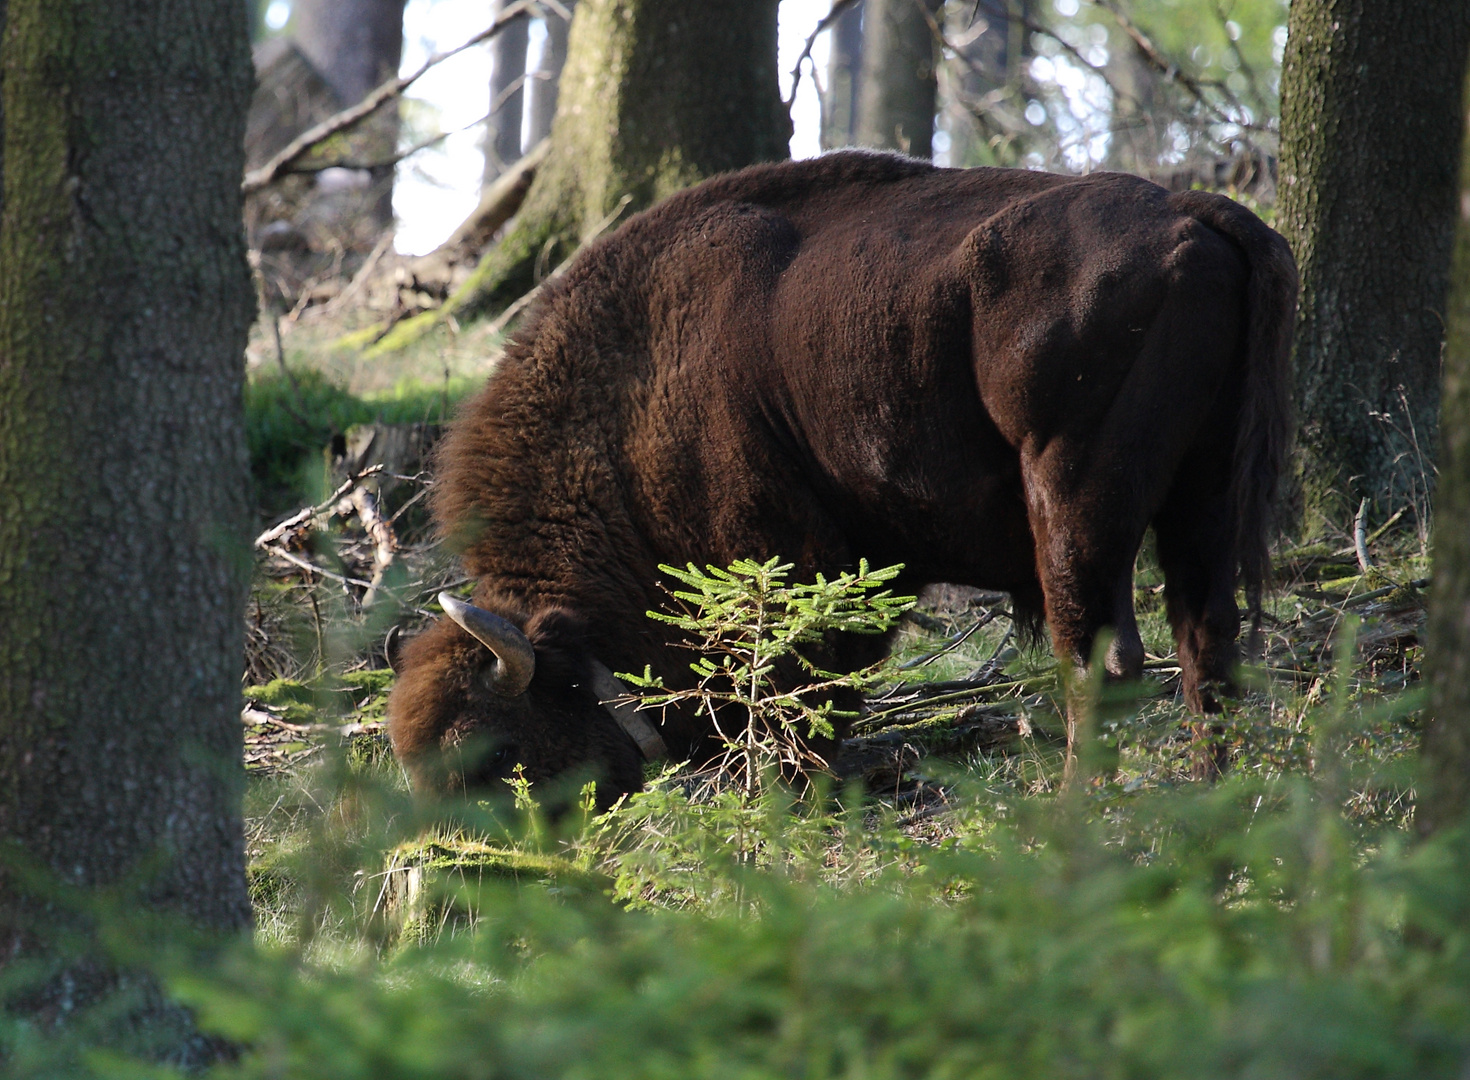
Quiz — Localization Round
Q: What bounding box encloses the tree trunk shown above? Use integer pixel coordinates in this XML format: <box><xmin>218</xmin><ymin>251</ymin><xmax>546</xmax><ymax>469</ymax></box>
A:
<box><xmin>380</xmin><ymin>0</ymin><xmax>789</xmax><ymax>346</ymax></box>
<box><xmin>1277</xmin><ymin>1</ymin><xmax>1470</xmax><ymax>533</ymax></box>
<box><xmin>484</xmin><ymin>0</ymin><xmax>531</xmax><ymax>183</ymax></box>
<box><xmin>1420</xmin><ymin>63</ymin><xmax>1470</xmax><ymax>837</ymax></box>
<box><xmin>526</xmin><ymin>2</ymin><xmax>575</xmax><ymax>148</ymax></box>
<box><xmin>0</xmin><ymin>0</ymin><xmax>255</xmax><ymax>1062</ymax></box>
<box><xmin>937</xmin><ymin>0</ymin><xmax>1019</xmax><ymax>168</ymax></box>
<box><xmin>292</xmin><ymin>0</ymin><xmax>408</xmax><ymax>225</ymax></box>
<box><xmin>0</xmin><ymin>0</ymin><xmax>5</xmax><ymax>218</ymax></box>
<box><xmin>1103</xmin><ymin>41</ymin><xmax>1159</xmax><ymax>173</ymax></box>
<box><xmin>821</xmin><ymin>0</ymin><xmax>863</xmax><ymax>150</ymax></box>
<box><xmin>855</xmin><ymin>0</ymin><xmax>941</xmax><ymax>158</ymax></box>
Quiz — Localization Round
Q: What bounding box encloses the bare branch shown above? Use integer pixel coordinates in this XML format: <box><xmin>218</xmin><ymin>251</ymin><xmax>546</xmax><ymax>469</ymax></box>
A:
<box><xmin>242</xmin><ymin>0</ymin><xmax>541</xmax><ymax>195</ymax></box>
<box><xmin>785</xmin><ymin>0</ymin><xmax>863</xmax><ymax>107</ymax></box>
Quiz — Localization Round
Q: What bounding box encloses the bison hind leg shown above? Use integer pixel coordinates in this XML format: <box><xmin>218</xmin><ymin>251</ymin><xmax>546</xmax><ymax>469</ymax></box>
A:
<box><xmin>1154</xmin><ymin>487</ymin><xmax>1242</xmax><ymax>778</ymax></box>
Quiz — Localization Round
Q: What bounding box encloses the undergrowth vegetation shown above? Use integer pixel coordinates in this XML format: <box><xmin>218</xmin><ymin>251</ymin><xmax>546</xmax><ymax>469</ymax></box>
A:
<box><xmin>10</xmin><ymin>518</ymin><xmax>1458</xmax><ymax>1078</ymax></box>
<box><xmin>6</xmin><ymin>367</ymin><xmax>1450</xmax><ymax>1076</ymax></box>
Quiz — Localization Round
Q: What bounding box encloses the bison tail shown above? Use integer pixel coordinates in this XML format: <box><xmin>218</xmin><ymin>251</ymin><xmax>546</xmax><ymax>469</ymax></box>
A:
<box><xmin>1171</xmin><ymin>191</ymin><xmax>1299</xmax><ymax>637</ymax></box>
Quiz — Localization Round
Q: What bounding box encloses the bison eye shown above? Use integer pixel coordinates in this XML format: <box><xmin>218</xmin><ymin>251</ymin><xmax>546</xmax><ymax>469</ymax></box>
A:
<box><xmin>489</xmin><ymin>743</ymin><xmax>518</xmax><ymax>770</ymax></box>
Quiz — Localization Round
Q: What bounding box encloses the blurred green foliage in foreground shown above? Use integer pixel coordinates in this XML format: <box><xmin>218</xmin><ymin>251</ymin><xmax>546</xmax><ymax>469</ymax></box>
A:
<box><xmin>5</xmin><ymin>558</ymin><xmax>1462</xmax><ymax>1079</ymax></box>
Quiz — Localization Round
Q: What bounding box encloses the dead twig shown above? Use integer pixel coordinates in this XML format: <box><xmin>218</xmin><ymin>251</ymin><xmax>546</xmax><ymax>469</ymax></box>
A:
<box><xmin>263</xmin><ymin>544</ymin><xmax>378</xmax><ymax>591</ymax></box>
<box><xmin>321</xmin><ymin>233</ymin><xmax>394</xmax><ymax>316</ymax></box>
<box><xmin>898</xmin><ymin>609</ymin><xmax>998</xmax><ymax>671</ymax></box>
<box><xmin>1353</xmin><ymin>498</ymin><xmax>1374</xmax><ymax>574</ymax></box>
<box><xmin>342</xmin><ymin>486</ymin><xmax>399</xmax><ymax>608</ymax></box>
<box><xmin>254</xmin><ymin>465</ymin><xmax>386</xmax><ymax>550</ymax></box>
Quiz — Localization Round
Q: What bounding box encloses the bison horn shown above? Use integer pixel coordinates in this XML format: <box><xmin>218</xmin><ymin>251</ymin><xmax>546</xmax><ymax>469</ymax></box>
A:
<box><xmin>438</xmin><ymin>592</ymin><xmax>536</xmax><ymax>697</ymax></box>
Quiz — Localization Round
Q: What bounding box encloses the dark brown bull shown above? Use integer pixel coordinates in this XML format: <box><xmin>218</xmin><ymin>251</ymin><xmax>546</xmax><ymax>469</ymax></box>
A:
<box><xmin>388</xmin><ymin>151</ymin><xmax>1296</xmax><ymax>802</ymax></box>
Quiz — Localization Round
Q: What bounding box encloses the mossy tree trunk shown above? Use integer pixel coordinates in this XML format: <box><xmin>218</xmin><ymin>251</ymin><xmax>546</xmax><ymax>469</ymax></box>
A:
<box><xmin>438</xmin><ymin>0</ymin><xmax>790</xmax><ymax>329</ymax></box>
<box><xmin>855</xmin><ymin>0</ymin><xmax>942</xmax><ymax>158</ymax></box>
<box><xmin>1277</xmin><ymin>1</ymin><xmax>1470</xmax><ymax>533</ymax></box>
<box><xmin>0</xmin><ymin>0</ymin><xmax>255</xmax><ymax>1061</ymax></box>
<box><xmin>1421</xmin><ymin>63</ymin><xmax>1470</xmax><ymax>837</ymax></box>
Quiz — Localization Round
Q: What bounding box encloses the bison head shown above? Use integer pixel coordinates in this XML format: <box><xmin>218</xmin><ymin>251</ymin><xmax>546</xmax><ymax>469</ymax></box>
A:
<box><xmin>386</xmin><ymin>593</ymin><xmax>653</xmax><ymax>809</ymax></box>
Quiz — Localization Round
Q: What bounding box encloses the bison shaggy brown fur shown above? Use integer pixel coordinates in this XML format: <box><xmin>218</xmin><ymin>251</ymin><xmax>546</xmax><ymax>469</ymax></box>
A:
<box><xmin>388</xmin><ymin>150</ymin><xmax>1297</xmax><ymax>803</ymax></box>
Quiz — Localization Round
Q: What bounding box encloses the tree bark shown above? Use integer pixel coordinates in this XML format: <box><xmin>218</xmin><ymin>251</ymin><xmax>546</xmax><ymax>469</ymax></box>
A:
<box><xmin>937</xmin><ymin>0</ymin><xmax>1022</xmax><ymax>168</ymax></box>
<box><xmin>525</xmin><ymin>1</ymin><xmax>575</xmax><ymax>149</ymax></box>
<box><xmin>380</xmin><ymin>0</ymin><xmax>789</xmax><ymax>347</ymax></box>
<box><xmin>0</xmin><ymin>0</ymin><xmax>255</xmax><ymax>1061</ymax></box>
<box><xmin>821</xmin><ymin>0</ymin><xmax>863</xmax><ymax>150</ymax></box>
<box><xmin>1420</xmin><ymin>63</ymin><xmax>1470</xmax><ymax>837</ymax></box>
<box><xmin>484</xmin><ymin>0</ymin><xmax>531</xmax><ymax>183</ymax></box>
<box><xmin>0</xmin><ymin>0</ymin><xmax>5</xmax><ymax>219</ymax></box>
<box><xmin>292</xmin><ymin>0</ymin><xmax>408</xmax><ymax>225</ymax></box>
<box><xmin>855</xmin><ymin>0</ymin><xmax>941</xmax><ymax>158</ymax></box>
<box><xmin>1277</xmin><ymin>1</ymin><xmax>1470</xmax><ymax>533</ymax></box>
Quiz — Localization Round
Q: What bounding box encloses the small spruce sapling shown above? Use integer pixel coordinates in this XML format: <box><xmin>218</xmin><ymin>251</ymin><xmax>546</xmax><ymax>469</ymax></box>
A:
<box><xmin>620</xmin><ymin>558</ymin><xmax>914</xmax><ymax>793</ymax></box>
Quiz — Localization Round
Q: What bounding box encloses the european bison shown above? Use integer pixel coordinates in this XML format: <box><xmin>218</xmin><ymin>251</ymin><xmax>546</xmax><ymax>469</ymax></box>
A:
<box><xmin>388</xmin><ymin>150</ymin><xmax>1296</xmax><ymax>802</ymax></box>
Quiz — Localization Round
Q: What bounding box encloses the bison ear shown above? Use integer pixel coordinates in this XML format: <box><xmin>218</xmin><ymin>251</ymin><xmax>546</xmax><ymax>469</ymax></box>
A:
<box><xmin>522</xmin><ymin>608</ymin><xmax>595</xmax><ymax>690</ymax></box>
<box><xmin>384</xmin><ymin>625</ymin><xmax>405</xmax><ymax>674</ymax></box>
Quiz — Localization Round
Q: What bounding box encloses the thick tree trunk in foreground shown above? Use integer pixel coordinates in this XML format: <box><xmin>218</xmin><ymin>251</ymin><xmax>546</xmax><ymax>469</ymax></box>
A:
<box><xmin>382</xmin><ymin>0</ymin><xmax>789</xmax><ymax>346</ymax></box>
<box><xmin>0</xmin><ymin>0</ymin><xmax>255</xmax><ymax>1060</ymax></box>
<box><xmin>292</xmin><ymin>0</ymin><xmax>408</xmax><ymax>225</ymax></box>
<box><xmin>0</xmin><ymin>0</ymin><xmax>5</xmax><ymax>213</ymax></box>
<box><xmin>484</xmin><ymin>0</ymin><xmax>531</xmax><ymax>182</ymax></box>
<box><xmin>525</xmin><ymin>2</ymin><xmax>575</xmax><ymax>148</ymax></box>
<box><xmin>1277</xmin><ymin>1</ymin><xmax>1470</xmax><ymax>533</ymax></box>
<box><xmin>855</xmin><ymin>0</ymin><xmax>941</xmax><ymax>158</ymax></box>
<box><xmin>1421</xmin><ymin>67</ymin><xmax>1470</xmax><ymax>837</ymax></box>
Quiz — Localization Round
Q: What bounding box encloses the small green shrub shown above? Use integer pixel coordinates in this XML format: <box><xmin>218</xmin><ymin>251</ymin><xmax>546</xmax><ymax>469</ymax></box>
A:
<box><xmin>624</xmin><ymin>557</ymin><xmax>914</xmax><ymax>790</ymax></box>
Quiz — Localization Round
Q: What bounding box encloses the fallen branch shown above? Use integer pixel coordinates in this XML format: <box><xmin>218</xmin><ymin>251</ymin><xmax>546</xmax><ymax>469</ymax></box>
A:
<box><xmin>341</xmin><ymin>486</ymin><xmax>398</xmax><ymax>608</ymax></box>
<box><xmin>254</xmin><ymin>464</ymin><xmax>385</xmax><ymax>550</ymax></box>
<box><xmin>432</xmin><ymin>138</ymin><xmax>550</xmax><ymax>264</ymax></box>
<box><xmin>242</xmin><ymin>0</ymin><xmax>542</xmax><ymax>195</ymax></box>
<box><xmin>261</xmin><ymin>544</ymin><xmax>378</xmax><ymax>590</ymax></box>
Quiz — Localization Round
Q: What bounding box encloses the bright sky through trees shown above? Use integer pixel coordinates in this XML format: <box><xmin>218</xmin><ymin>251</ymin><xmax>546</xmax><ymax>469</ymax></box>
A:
<box><xmin>390</xmin><ymin>0</ymin><xmax>832</xmax><ymax>254</ymax></box>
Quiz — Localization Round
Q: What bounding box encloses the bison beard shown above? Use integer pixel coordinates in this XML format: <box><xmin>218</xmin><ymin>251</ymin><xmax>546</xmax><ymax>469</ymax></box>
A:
<box><xmin>387</xmin><ymin>150</ymin><xmax>1297</xmax><ymax>803</ymax></box>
